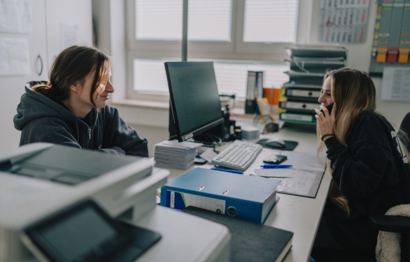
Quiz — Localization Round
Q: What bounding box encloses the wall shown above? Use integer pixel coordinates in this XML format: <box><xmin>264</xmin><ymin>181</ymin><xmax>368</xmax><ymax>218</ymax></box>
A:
<box><xmin>0</xmin><ymin>0</ymin><xmax>92</xmax><ymax>151</ymax></box>
<box><xmin>0</xmin><ymin>1</ymin><xmax>48</xmax><ymax>151</ymax></box>
<box><xmin>308</xmin><ymin>0</ymin><xmax>409</xmax><ymax>128</ymax></box>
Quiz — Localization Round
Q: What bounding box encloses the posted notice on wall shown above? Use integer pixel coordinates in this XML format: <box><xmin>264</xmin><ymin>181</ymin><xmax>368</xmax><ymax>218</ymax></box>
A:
<box><xmin>60</xmin><ymin>23</ymin><xmax>79</xmax><ymax>50</ymax></box>
<box><xmin>319</xmin><ymin>0</ymin><xmax>369</xmax><ymax>43</ymax></box>
<box><xmin>0</xmin><ymin>0</ymin><xmax>31</xmax><ymax>34</ymax></box>
<box><xmin>0</xmin><ymin>37</ymin><xmax>30</xmax><ymax>76</ymax></box>
<box><xmin>381</xmin><ymin>67</ymin><xmax>410</xmax><ymax>102</ymax></box>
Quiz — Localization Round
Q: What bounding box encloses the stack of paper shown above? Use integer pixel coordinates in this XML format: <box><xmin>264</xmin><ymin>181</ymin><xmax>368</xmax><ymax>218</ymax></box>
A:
<box><xmin>154</xmin><ymin>140</ymin><xmax>201</xmax><ymax>170</ymax></box>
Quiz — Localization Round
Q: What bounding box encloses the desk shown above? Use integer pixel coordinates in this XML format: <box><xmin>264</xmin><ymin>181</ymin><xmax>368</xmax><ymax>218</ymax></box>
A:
<box><xmin>167</xmin><ymin>126</ymin><xmax>331</xmax><ymax>262</ymax></box>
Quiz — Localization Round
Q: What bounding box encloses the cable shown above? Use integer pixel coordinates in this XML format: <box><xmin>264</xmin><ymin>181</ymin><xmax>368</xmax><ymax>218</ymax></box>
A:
<box><xmin>293</xmin><ymin>58</ymin><xmax>310</xmax><ymax>73</ymax></box>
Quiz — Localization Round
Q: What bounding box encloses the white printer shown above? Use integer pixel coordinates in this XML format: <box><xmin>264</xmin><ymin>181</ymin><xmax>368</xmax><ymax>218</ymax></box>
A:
<box><xmin>0</xmin><ymin>143</ymin><xmax>230</xmax><ymax>262</ymax></box>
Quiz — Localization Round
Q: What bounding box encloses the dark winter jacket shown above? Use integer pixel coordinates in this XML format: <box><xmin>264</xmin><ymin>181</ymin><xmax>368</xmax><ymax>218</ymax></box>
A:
<box><xmin>13</xmin><ymin>81</ymin><xmax>148</xmax><ymax>157</ymax></box>
<box><xmin>323</xmin><ymin>110</ymin><xmax>410</xmax><ymax>251</ymax></box>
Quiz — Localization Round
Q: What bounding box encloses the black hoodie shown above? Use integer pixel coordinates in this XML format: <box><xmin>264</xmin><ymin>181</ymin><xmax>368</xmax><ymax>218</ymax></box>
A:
<box><xmin>14</xmin><ymin>81</ymin><xmax>148</xmax><ymax>157</ymax></box>
<box><xmin>322</xmin><ymin>110</ymin><xmax>410</xmax><ymax>251</ymax></box>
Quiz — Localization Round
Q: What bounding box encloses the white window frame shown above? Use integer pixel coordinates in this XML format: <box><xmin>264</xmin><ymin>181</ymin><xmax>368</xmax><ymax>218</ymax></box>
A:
<box><xmin>125</xmin><ymin>0</ymin><xmax>313</xmax><ymax>102</ymax></box>
<box><xmin>125</xmin><ymin>0</ymin><xmax>236</xmax><ymax>54</ymax></box>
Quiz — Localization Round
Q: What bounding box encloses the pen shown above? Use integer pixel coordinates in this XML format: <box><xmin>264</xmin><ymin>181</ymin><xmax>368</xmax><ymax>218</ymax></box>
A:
<box><xmin>260</xmin><ymin>164</ymin><xmax>293</xmax><ymax>169</ymax></box>
<box><xmin>211</xmin><ymin>167</ymin><xmax>244</xmax><ymax>175</ymax></box>
<box><xmin>250</xmin><ymin>174</ymin><xmax>292</xmax><ymax>179</ymax></box>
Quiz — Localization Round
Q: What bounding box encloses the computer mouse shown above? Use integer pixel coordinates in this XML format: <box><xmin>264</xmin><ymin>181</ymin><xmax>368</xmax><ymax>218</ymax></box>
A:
<box><xmin>265</xmin><ymin>139</ymin><xmax>286</xmax><ymax>148</ymax></box>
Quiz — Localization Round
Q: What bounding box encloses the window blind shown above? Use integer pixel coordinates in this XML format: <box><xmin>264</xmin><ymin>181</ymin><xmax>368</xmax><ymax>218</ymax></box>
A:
<box><xmin>243</xmin><ymin>0</ymin><xmax>298</xmax><ymax>43</ymax></box>
<box><xmin>135</xmin><ymin>0</ymin><xmax>232</xmax><ymax>42</ymax></box>
<box><xmin>133</xmin><ymin>59</ymin><xmax>289</xmax><ymax>98</ymax></box>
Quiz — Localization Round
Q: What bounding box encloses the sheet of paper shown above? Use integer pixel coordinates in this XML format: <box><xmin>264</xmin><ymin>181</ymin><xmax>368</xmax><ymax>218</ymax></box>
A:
<box><xmin>160</xmin><ymin>140</ymin><xmax>203</xmax><ymax>148</ymax></box>
<box><xmin>254</xmin><ymin>169</ymin><xmax>297</xmax><ymax>178</ymax></box>
<box><xmin>0</xmin><ymin>37</ymin><xmax>30</xmax><ymax>76</ymax></box>
<box><xmin>60</xmin><ymin>23</ymin><xmax>79</xmax><ymax>50</ymax></box>
<box><xmin>381</xmin><ymin>67</ymin><xmax>410</xmax><ymax>102</ymax></box>
<box><xmin>253</xmin><ymin>168</ymin><xmax>324</xmax><ymax>198</ymax></box>
<box><xmin>0</xmin><ymin>0</ymin><xmax>31</xmax><ymax>34</ymax></box>
<box><xmin>200</xmin><ymin>149</ymin><xmax>218</xmax><ymax>163</ymax></box>
<box><xmin>247</xmin><ymin>149</ymin><xmax>326</xmax><ymax>198</ymax></box>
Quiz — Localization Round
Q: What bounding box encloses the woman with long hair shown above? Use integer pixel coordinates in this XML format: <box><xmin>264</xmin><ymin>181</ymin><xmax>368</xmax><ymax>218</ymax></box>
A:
<box><xmin>311</xmin><ymin>68</ymin><xmax>410</xmax><ymax>261</ymax></box>
<box><xmin>14</xmin><ymin>45</ymin><xmax>148</xmax><ymax>157</ymax></box>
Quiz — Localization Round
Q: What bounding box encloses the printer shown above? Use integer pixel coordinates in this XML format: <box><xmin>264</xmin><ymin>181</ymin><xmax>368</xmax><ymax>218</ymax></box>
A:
<box><xmin>0</xmin><ymin>143</ymin><xmax>230</xmax><ymax>262</ymax></box>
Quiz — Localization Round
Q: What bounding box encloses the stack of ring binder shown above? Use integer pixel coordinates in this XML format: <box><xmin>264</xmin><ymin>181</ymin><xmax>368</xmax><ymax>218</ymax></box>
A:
<box><xmin>279</xmin><ymin>45</ymin><xmax>347</xmax><ymax>125</ymax></box>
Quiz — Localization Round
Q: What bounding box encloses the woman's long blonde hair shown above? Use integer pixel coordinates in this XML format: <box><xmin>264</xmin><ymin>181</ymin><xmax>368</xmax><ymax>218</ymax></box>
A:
<box><xmin>317</xmin><ymin>68</ymin><xmax>376</xmax><ymax>215</ymax></box>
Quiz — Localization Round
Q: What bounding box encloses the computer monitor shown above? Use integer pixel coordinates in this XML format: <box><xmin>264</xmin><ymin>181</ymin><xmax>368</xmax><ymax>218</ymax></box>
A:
<box><xmin>165</xmin><ymin>62</ymin><xmax>224</xmax><ymax>142</ymax></box>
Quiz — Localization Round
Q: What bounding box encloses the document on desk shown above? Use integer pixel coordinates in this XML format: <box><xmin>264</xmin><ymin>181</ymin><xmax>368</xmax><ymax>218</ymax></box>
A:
<box><xmin>253</xmin><ymin>168</ymin><xmax>324</xmax><ymax>198</ymax></box>
<box><xmin>250</xmin><ymin>149</ymin><xmax>326</xmax><ymax>198</ymax></box>
<box><xmin>280</xmin><ymin>151</ymin><xmax>326</xmax><ymax>172</ymax></box>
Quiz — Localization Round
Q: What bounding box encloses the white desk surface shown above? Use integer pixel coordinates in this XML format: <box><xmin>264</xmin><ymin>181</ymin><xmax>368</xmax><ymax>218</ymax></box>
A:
<box><xmin>166</xmin><ymin>126</ymin><xmax>331</xmax><ymax>262</ymax></box>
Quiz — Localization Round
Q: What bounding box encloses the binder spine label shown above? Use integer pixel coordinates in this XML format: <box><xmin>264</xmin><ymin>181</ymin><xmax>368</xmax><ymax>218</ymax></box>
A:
<box><xmin>281</xmin><ymin>113</ymin><xmax>313</xmax><ymax>122</ymax></box>
<box><xmin>170</xmin><ymin>191</ymin><xmax>175</xmax><ymax>208</ymax></box>
<box><xmin>282</xmin><ymin>102</ymin><xmax>317</xmax><ymax>110</ymax></box>
<box><xmin>166</xmin><ymin>190</ymin><xmax>226</xmax><ymax>214</ymax></box>
<box><xmin>288</xmin><ymin>90</ymin><xmax>320</xmax><ymax>97</ymax></box>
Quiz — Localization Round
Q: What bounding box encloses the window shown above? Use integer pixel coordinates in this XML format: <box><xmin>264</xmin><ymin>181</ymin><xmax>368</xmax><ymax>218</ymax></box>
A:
<box><xmin>126</xmin><ymin>0</ymin><xmax>304</xmax><ymax>101</ymax></box>
<box><xmin>134</xmin><ymin>58</ymin><xmax>288</xmax><ymax>98</ymax></box>
<box><xmin>135</xmin><ymin>0</ymin><xmax>232</xmax><ymax>42</ymax></box>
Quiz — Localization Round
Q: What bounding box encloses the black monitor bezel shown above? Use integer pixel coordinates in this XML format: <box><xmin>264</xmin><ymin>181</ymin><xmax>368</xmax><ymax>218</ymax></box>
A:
<box><xmin>165</xmin><ymin>61</ymin><xmax>224</xmax><ymax>142</ymax></box>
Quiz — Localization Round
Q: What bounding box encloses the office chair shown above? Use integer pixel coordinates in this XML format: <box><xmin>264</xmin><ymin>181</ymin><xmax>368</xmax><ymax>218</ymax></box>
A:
<box><xmin>370</xmin><ymin>112</ymin><xmax>410</xmax><ymax>261</ymax></box>
<box><xmin>400</xmin><ymin>112</ymin><xmax>410</xmax><ymax>153</ymax></box>
<box><xmin>371</xmin><ymin>205</ymin><xmax>410</xmax><ymax>261</ymax></box>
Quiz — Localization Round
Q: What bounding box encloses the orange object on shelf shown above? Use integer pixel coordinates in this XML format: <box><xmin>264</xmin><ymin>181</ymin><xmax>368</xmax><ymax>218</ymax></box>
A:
<box><xmin>398</xmin><ymin>48</ymin><xmax>410</xmax><ymax>64</ymax></box>
<box><xmin>264</xmin><ymin>87</ymin><xmax>280</xmax><ymax>106</ymax></box>
<box><xmin>376</xmin><ymin>48</ymin><xmax>388</xmax><ymax>63</ymax></box>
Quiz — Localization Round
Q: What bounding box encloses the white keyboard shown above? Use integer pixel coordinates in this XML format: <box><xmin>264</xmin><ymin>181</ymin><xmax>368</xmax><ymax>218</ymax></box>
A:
<box><xmin>211</xmin><ymin>140</ymin><xmax>262</xmax><ymax>171</ymax></box>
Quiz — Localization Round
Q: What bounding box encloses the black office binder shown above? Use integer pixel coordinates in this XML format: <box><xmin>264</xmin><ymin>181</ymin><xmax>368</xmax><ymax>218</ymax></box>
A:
<box><xmin>279</xmin><ymin>101</ymin><xmax>317</xmax><ymax>114</ymax></box>
<box><xmin>284</xmin><ymin>87</ymin><xmax>321</xmax><ymax>102</ymax></box>
<box><xmin>245</xmin><ymin>71</ymin><xmax>264</xmax><ymax>114</ymax></box>
<box><xmin>183</xmin><ymin>206</ymin><xmax>293</xmax><ymax>262</ymax></box>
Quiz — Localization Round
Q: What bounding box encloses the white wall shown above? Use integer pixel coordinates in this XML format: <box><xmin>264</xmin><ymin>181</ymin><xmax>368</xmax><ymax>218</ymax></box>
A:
<box><xmin>0</xmin><ymin>1</ymin><xmax>48</xmax><ymax>151</ymax></box>
<box><xmin>0</xmin><ymin>0</ymin><xmax>92</xmax><ymax>151</ymax></box>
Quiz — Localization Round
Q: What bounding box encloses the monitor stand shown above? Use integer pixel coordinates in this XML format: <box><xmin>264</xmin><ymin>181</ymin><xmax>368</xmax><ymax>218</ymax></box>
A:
<box><xmin>168</xmin><ymin>105</ymin><xmax>225</xmax><ymax>144</ymax></box>
<box><xmin>192</xmin><ymin>126</ymin><xmax>224</xmax><ymax>145</ymax></box>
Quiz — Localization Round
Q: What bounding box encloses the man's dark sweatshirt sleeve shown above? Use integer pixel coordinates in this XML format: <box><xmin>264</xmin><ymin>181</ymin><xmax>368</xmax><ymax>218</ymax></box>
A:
<box><xmin>19</xmin><ymin>117</ymin><xmax>84</xmax><ymax>149</ymax></box>
<box><xmin>101</xmin><ymin>106</ymin><xmax>148</xmax><ymax>157</ymax></box>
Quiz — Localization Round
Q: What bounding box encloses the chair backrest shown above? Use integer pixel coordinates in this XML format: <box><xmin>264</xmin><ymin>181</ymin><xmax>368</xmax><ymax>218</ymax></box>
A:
<box><xmin>401</xmin><ymin>114</ymin><xmax>410</xmax><ymax>259</ymax></box>
<box><xmin>373</xmin><ymin>204</ymin><xmax>410</xmax><ymax>261</ymax></box>
<box><xmin>401</xmin><ymin>113</ymin><xmax>410</xmax><ymax>134</ymax></box>
<box><xmin>400</xmin><ymin>112</ymin><xmax>410</xmax><ymax>154</ymax></box>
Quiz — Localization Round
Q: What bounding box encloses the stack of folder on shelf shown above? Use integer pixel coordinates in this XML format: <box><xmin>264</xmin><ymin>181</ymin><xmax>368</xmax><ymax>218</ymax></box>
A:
<box><xmin>160</xmin><ymin>168</ymin><xmax>281</xmax><ymax>224</ymax></box>
<box><xmin>279</xmin><ymin>45</ymin><xmax>346</xmax><ymax>125</ymax></box>
<box><xmin>153</xmin><ymin>140</ymin><xmax>200</xmax><ymax>170</ymax></box>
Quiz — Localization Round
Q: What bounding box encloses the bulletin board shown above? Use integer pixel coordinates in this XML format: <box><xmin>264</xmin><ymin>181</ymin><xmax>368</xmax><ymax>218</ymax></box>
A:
<box><xmin>369</xmin><ymin>0</ymin><xmax>410</xmax><ymax>76</ymax></box>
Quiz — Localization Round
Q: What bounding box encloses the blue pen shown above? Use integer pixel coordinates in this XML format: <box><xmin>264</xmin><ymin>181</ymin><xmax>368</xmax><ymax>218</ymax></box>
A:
<box><xmin>211</xmin><ymin>167</ymin><xmax>244</xmax><ymax>175</ymax></box>
<box><xmin>260</xmin><ymin>164</ymin><xmax>293</xmax><ymax>169</ymax></box>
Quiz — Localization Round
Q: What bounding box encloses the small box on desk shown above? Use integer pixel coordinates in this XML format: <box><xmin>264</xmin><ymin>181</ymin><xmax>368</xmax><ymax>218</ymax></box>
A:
<box><xmin>160</xmin><ymin>168</ymin><xmax>280</xmax><ymax>224</ymax></box>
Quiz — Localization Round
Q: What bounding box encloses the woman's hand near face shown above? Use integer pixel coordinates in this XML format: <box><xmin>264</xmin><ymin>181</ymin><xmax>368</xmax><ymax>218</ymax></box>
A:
<box><xmin>315</xmin><ymin>103</ymin><xmax>336</xmax><ymax>139</ymax></box>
